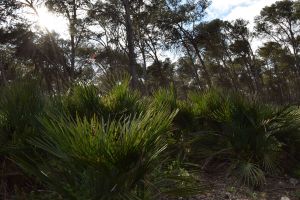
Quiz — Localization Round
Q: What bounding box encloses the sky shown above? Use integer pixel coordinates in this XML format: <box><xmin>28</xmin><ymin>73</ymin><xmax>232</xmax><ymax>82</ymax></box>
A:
<box><xmin>31</xmin><ymin>0</ymin><xmax>280</xmax><ymax>35</ymax></box>
<box><xmin>27</xmin><ymin>0</ymin><xmax>280</xmax><ymax>60</ymax></box>
<box><xmin>166</xmin><ymin>0</ymin><xmax>280</xmax><ymax>60</ymax></box>
<box><xmin>207</xmin><ymin>0</ymin><xmax>278</xmax><ymax>24</ymax></box>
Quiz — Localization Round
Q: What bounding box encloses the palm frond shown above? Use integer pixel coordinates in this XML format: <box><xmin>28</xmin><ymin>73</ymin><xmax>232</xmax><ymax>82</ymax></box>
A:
<box><xmin>13</xmin><ymin>106</ymin><xmax>178</xmax><ymax>199</ymax></box>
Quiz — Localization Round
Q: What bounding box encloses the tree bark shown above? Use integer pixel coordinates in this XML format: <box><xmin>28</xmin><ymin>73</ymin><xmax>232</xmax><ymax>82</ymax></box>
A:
<box><xmin>141</xmin><ymin>42</ymin><xmax>148</xmax><ymax>94</ymax></box>
<box><xmin>177</xmin><ymin>25</ymin><xmax>212</xmax><ymax>88</ymax></box>
<box><xmin>122</xmin><ymin>0</ymin><xmax>138</xmax><ymax>88</ymax></box>
<box><xmin>192</xmin><ymin>43</ymin><xmax>212</xmax><ymax>88</ymax></box>
<box><xmin>69</xmin><ymin>0</ymin><xmax>77</xmax><ymax>78</ymax></box>
<box><xmin>182</xmin><ymin>41</ymin><xmax>202</xmax><ymax>88</ymax></box>
<box><xmin>0</xmin><ymin>61</ymin><xmax>7</xmax><ymax>86</ymax></box>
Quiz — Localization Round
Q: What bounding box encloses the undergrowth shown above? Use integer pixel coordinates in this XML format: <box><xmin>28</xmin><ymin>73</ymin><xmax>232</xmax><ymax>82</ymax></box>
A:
<box><xmin>0</xmin><ymin>79</ymin><xmax>300</xmax><ymax>199</ymax></box>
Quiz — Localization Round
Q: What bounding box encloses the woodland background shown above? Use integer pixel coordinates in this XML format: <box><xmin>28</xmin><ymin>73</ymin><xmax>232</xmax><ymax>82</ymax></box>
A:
<box><xmin>0</xmin><ymin>0</ymin><xmax>300</xmax><ymax>199</ymax></box>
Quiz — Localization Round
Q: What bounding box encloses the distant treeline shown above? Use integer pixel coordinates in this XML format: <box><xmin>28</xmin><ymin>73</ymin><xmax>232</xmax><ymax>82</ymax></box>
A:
<box><xmin>0</xmin><ymin>0</ymin><xmax>299</xmax><ymax>103</ymax></box>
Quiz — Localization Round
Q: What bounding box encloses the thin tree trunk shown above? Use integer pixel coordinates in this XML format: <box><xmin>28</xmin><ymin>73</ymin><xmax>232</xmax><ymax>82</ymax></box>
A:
<box><xmin>221</xmin><ymin>58</ymin><xmax>238</xmax><ymax>91</ymax></box>
<box><xmin>192</xmin><ymin>44</ymin><xmax>212</xmax><ymax>88</ymax></box>
<box><xmin>182</xmin><ymin>42</ymin><xmax>202</xmax><ymax>88</ymax></box>
<box><xmin>141</xmin><ymin>42</ymin><xmax>148</xmax><ymax>94</ymax></box>
<box><xmin>288</xmin><ymin>21</ymin><xmax>300</xmax><ymax>74</ymax></box>
<box><xmin>0</xmin><ymin>61</ymin><xmax>7</xmax><ymax>86</ymax></box>
<box><xmin>177</xmin><ymin>25</ymin><xmax>212</xmax><ymax>88</ymax></box>
<box><xmin>122</xmin><ymin>0</ymin><xmax>138</xmax><ymax>88</ymax></box>
<box><xmin>70</xmin><ymin>0</ymin><xmax>77</xmax><ymax>78</ymax></box>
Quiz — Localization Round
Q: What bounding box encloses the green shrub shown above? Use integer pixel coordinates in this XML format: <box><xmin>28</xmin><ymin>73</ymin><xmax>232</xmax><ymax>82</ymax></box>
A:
<box><xmin>102</xmin><ymin>78</ymin><xmax>144</xmax><ymax>120</ymax></box>
<box><xmin>188</xmin><ymin>89</ymin><xmax>228</xmax><ymax>130</ymax></box>
<box><xmin>151</xmin><ymin>87</ymin><xmax>198</xmax><ymax>162</ymax></box>
<box><xmin>0</xmin><ymin>80</ymin><xmax>45</xmax><ymax>151</ymax></box>
<box><xmin>272</xmin><ymin>108</ymin><xmax>300</xmax><ymax>162</ymax></box>
<box><xmin>62</xmin><ymin>84</ymin><xmax>105</xmax><ymax>120</ymax></box>
<box><xmin>151</xmin><ymin>87</ymin><xmax>177</xmax><ymax>111</ymax></box>
<box><xmin>152</xmin><ymin>87</ymin><xmax>196</xmax><ymax>132</ymax></box>
<box><xmin>13</xmin><ymin>107</ymin><xmax>180</xmax><ymax>199</ymax></box>
<box><xmin>191</xmin><ymin>91</ymin><xmax>300</xmax><ymax>187</ymax></box>
<box><xmin>61</xmin><ymin>77</ymin><xmax>144</xmax><ymax>123</ymax></box>
<box><xmin>3</xmin><ymin>79</ymin><xmax>299</xmax><ymax>193</ymax></box>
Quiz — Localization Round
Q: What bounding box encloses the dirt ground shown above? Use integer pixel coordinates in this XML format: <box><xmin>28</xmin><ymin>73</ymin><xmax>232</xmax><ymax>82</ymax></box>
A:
<box><xmin>166</xmin><ymin>172</ymin><xmax>300</xmax><ymax>200</ymax></box>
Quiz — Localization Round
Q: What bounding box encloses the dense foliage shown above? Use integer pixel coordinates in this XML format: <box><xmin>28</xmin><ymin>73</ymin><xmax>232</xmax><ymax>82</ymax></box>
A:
<box><xmin>0</xmin><ymin>0</ymin><xmax>300</xmax><ymax>199</ymax></box>
<box><xmin>0</xmin><ymin>0</ymin><xmax>299</xmax><ymax>102</ymax></box>
<box><xmin>0</xmin><ymin>78</ymin><xmax>299</xmax><ymax>199</ymax></box>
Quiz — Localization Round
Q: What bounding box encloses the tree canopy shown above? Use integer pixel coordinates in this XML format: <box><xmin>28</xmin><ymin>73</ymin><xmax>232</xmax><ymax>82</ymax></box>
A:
<box><xmin>0</xmin><ymin>0</ymin><xmax>299</xmax><ymax>102</ymax></box>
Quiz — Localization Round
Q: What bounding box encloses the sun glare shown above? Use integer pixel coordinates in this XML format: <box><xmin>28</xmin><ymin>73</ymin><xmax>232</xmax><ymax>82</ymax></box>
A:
<box><xmin>37</xmin><ymin>7</ymin><xmax>68</xmax><ymax>36</ymax></box>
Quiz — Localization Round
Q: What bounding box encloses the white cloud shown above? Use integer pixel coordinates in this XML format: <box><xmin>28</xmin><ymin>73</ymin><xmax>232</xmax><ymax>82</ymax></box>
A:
<box><xmin>207</xmin><ymin>0</ymin><xmax>278</xmax><ymax>23</ymax></box>
<box><xmin>205</xmin><ymin>0</ymin><xmax>279</xmax><ymax>51</ymax></box>
<box><xmin>225</xmin><ymin>0</ymin><xmax>278</xmax><ymax>21</ymax></box>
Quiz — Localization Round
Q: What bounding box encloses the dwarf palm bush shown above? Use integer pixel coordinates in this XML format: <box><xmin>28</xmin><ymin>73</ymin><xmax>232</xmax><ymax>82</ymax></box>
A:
<box><xmin>189</xmin><ymin>89</ymin><xmax>225</xmax><ymax>117</ymax></box>
<box><xmin>152</xmin><ymin>87</ymin><xmax>177</xmax><ymax>111</ymax></box>
<box><xmin>61</xmin><ymin>77</ymin><xmax>143</xmax><ymax>122</ymax></box>
<box><xmin>0</xmin><ymin>80</ymin><xmax>46</xmax><ymax>198</ymax></box>
<box><xmin>102</xmin><ymin>78</ymin><xmax>144</xmax><ymax>120</ymax></box>
<box><xmin>152</xmin><ymin>87</ymin><xmax>196</xmax><ymax>132</ymax></box>
<box><xmin>188</xmin><ymin>89</ymin><xmax>227</xmax><ymax>130</ymax></box>
<box><xmin>13</xmin><ymin>107</ymin><xmax>179</xmax><ymax>199</ymax></box>
<box><xmin>151</xmin><ymin>87</ymin><xmax>199</xmax><ymax>164</ymax></box>
<box><xmin>0</xmin><ymin>80</ymin><xmax>44</xmax><ymax>151</ymax></box>
<box><xmin>62</xmin><ymin>84</ymin><xmax>105</xmax><ymax>120</ymax></box>
<box><xmin>191</xmin><ymin>92</ymin><xmax>300</xmax><ymax>187</ymax></box>
<box><xmin>270</xmin><ymin>108</ymin><xmax>300</xmax><ymax>170</ymax></box>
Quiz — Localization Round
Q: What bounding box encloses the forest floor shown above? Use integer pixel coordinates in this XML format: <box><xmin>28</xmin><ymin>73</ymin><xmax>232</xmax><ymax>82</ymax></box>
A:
<box><xmin>198</xmin><ymin>173</ymin><xmax>299</xmax><ymax>200</ymax></box>
<box><xmin>2</xmin><ymin>162</ymin><xmax>299</xmax><ymax>199</ymax></box>
<box><xmin>166</xmin><ymin>172</ymin><xmax>300</xmax><ymax>200</ymax></box>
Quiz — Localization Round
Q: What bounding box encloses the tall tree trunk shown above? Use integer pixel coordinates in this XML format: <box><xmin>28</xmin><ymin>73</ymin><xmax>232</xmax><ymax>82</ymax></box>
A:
<box><xmin>70</xmin><ymin>0</ymin><xmax>77</xmax><ymax>79</ymax></box>
<box><xmin>122</xmin><ymin>0</ymin><xmax>138</xmax><ymax>88</ymax></box>
<box><xmin>70</xmin><ymin>34</ymin><xmax>75</xmax><ymax>76</ymax></box>
<box><xmin>178</xmin><ymin>25</ymin><xmax>212</xmax><ymax>88</ymax></box>
<box><xmin>0</xmin><ymin>61</ymin><xmax>7</xmax><ymax>86</ymax></box>
<box><xmin>221</xmin><ymin>58</ymin><xmax>238</xmax><ymax>91</ymax></box>
<box><xmin>182</xmin><ymin>42</ymin><xmax>202</xmax><ymax>88</ymax></box>
<box><xmin>141</xmin><ymin>42</ymin><xmax>148</xmax><ymax>94</ymax></box>
<box><xmin>192</xmin><ymin>43</ymin><xmax>212</xmax><ymax>88</ymax></box>
<box><xmin>247</xmin><ymin>41</ymin><xmax>263</xmax><ymax>94</ymax></box>
<box><xmin>288</xmin><ymin>21</ymin><xmax>300</xmax><ymax>74</ymax></box>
